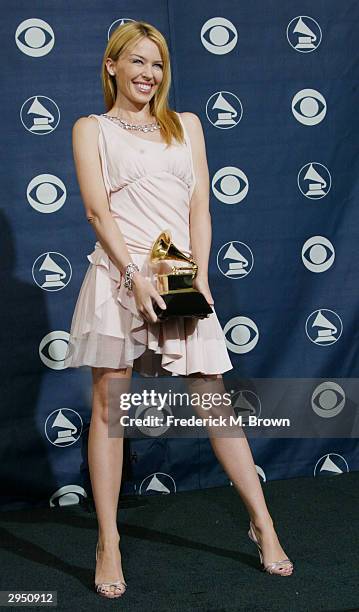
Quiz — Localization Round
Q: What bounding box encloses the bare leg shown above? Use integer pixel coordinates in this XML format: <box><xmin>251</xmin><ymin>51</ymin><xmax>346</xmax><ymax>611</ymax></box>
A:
<box><xmin>186</xmin><ymin>372</ymin><xmax>293</xmax><ymax>574</ymax></box>
<box><xmin>89</xmin><ymin>365</ymin><xmax>132</xmax><ymax>597</ymax></box>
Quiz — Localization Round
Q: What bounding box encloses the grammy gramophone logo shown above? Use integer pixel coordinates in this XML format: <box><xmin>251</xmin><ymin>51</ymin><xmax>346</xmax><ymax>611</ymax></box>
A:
<box><xmin>32</xmin><ymin>252</ymin><xmax>72</xmax><ymax>291</ymax></box>
<box><xmin>20</xmin><ymin>95</ymin><xmax>60</xmax><ymax>133</ymax></box>
<box><xmin>287</xmin><ymin>16</ymin><xmax>322</xmax><ymax>53</ymax></box>
<box><xmin>206</xmin><ymin>91</ymin><xmax>243</xmax><ymax>128</ymax></box>
<box><xmin>297</xmin><ymin>163</ymin><xmax>331</xmax><ymax>199</ymax></box>
<box><xmin>45</xmin><ymin>408</ymin><xmax>83</xmax><ymax>447</ymax></box>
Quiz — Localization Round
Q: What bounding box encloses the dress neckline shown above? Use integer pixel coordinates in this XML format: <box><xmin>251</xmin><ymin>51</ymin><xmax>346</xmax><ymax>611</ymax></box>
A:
<box><xmin>100</xmin><ymin>113</ymin><xmax>168</xmax><ymax>147</ymax></box>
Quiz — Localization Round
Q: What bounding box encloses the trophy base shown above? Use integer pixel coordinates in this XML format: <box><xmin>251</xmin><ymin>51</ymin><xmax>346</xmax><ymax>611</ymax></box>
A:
<box><xmin>153</xmin><ymin>290</ymin><xmax>213</xmax><ymax>320</ymax></box>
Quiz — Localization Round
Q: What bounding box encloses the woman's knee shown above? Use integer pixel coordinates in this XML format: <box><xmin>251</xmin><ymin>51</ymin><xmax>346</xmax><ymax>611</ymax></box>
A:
<box><xmin>91</xmin><ymin>366</ymin><xmax>132</xmax><ymax>422</ymax></box>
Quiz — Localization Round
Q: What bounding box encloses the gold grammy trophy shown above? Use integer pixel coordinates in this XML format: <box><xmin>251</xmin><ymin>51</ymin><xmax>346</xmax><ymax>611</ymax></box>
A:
<box><xmin>149</xmin><ymin>230</ymin><xmax>213</xmax><ymax>320</ymax></box>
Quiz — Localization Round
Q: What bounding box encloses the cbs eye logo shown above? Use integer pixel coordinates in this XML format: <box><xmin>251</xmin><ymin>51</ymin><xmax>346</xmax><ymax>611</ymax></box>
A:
<box><xmin>301</xmin><ymin>236</ymin><xmax>335</xmax><ymax>273</ymax></box>
<box><xmin>39</xmin><ymin>331</ymin><xmax>70</xmax><ymax>370</ymax></box>
<box><xmin>134</xmin><ymin>399</ymin><xmax>173</xmax><ymax>437</ymax></box>
<box><xmin>27</xmin><ymin>174</ymin><xmax>67</xmax><ymax>213</ymax></box>
<box><xmin>224</xmin><ymin>316</ymin><xmax>259</xmax><ymax>354</ymax></box>
<box><xmin>201</xmin><ymin>17</ymin><xmax>238</xmax><ymax>54</ymax></box>
<box><xmin>212</xmin><ymin>167</ymin><xmax>249</xmax><ymax>204</ymax></box>
<box><xmin>292</xmin><ymin>89</ymin><xmax>327</xmax><ymax>125</ymax></box>
<box><xmin>49</xmin><ymin>485</ymin><xmax>87</xmax><ymax>507</ymax></box>
<box><xmin>15</xmin><ymin>18</ymin><xmax>55</xmax><ymax>56</ymax></box>
<box><xmin>311</xmin><ymin>381</ymin><xmax>346</xmax><ymax>419</ymax></box>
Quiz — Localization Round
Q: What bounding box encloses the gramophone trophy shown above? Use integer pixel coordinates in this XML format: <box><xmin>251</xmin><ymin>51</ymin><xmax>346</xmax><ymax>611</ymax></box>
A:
<box><xmin>149</xmin><ymin>230</ymin><xmax>213</xmax><ymax>320</ymax></box>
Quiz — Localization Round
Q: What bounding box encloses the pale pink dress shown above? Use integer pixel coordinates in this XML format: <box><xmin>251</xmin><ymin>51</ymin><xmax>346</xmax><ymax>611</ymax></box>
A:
<box><xmin>63</xmin><ymin>111</ymin><xmax>234</xmax><ymax>376</ymax></box>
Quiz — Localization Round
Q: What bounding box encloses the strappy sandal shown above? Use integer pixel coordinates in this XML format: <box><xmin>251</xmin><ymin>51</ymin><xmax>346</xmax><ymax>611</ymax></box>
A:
<box><xmin>248</xmin><ymin>521</ymin><xmax>294</xmax><ymax>576</ymax></box>
<box><xmin>94</xmin><ymin>542</ymin><xmax>128</xmax><ymax>598</ymax></box>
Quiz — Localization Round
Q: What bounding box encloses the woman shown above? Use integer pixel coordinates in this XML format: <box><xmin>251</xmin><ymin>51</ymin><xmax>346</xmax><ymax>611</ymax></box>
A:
<box><xmin>64</xmin><ymin>20</ymin><xmax>294</xmax><ymax>599</ymax></box>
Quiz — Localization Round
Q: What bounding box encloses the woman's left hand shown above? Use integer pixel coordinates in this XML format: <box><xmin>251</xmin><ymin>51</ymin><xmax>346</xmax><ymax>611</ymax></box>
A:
<box><xmin>193</xmin><ymin>275</ymin><xmax>214</xmax><ymax>307</ymax></box>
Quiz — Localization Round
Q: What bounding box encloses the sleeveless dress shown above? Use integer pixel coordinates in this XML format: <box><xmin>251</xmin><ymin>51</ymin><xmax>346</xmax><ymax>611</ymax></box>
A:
<box><xmin>63</xmin><ymin>111</ymin><xmax>234</xmax><ymax>376</ymax></box>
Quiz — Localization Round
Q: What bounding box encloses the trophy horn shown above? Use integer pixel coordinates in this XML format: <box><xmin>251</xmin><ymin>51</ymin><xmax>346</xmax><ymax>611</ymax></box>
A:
<box><xmin>150</xmin><ymin>230</ymin><xmax>196</xmax><ymax>268</ymax></box>
<box><xmin>148</xmin><ymin>229</ymin><xmax>212</xmax><ymax>320</ymax></box>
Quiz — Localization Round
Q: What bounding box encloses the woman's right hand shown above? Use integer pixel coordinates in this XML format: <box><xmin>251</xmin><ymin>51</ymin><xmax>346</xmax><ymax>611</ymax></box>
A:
<box><xmin>131</xmin><ymin>272</ymin><xmax>167</xmax><ymax>323</ymax></box>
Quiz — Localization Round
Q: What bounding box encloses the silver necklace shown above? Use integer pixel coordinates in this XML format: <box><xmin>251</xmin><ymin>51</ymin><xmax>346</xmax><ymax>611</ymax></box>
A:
<box><xmin>101</xmin><ymin>112</ymin><xmax>161</xmax><ymax>133</ymax></box>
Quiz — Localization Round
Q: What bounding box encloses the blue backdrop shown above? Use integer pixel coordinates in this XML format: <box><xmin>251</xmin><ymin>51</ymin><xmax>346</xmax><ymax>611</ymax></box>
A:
<box><xmin>1</xmin><ymin>1</ymin><xmax>358</xmax><ymax>510</ymax></box>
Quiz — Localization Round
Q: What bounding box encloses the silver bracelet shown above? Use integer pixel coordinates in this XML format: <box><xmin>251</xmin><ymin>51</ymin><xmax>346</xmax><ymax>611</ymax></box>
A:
<box><xmin>124</xmin><ymin>262</ymin><xmax>140</xmax><ymax>290</ymax></box>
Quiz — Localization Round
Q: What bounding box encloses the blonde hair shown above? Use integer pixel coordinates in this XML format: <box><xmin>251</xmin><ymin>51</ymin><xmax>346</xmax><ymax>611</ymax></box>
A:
<box><xmin>101</xmin><ymin>20</ymin><xmax>185</xmax><ymax>147</ymax></box>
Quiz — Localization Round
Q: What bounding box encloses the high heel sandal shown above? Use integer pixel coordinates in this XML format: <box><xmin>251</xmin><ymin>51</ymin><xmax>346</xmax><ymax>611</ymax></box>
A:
<box><xmin>247</xmin><ymin>521</ymin><xmax>294</xmax><ymax>576</ymax></box>
<box><xmin>95</xmin><ymin>542</ymin><xmax>128</xmax><ymax>598</ymax></box>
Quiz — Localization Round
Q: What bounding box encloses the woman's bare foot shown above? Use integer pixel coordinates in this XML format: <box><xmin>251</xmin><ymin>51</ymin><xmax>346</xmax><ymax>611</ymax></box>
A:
<box><xmin>95</xmin><ymin>536</ymin><xmax>127</xmax><ymax>598</ymax></box>
<box><xmin>250</xmin><ymin>519</ymin><xmax>293</xmax><ymax>575</ymax></box>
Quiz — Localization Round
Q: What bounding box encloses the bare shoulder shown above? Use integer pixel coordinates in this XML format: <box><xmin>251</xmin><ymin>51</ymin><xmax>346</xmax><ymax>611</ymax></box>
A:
<box><xmin>177</xmin><ymin>113</ymin><xmax>208</xmax><ymax>209</ymax></box>
<box><xmin>178</xmin><ymin>112</ymin><xmax>204</xmax><ymax>149</ymax></box>
<box><xmin>178</xmin><ymin>111</ymin><xmax>202</xmax><ymax>133</ymax></box>
<box><xmin>72</xmin><ymin>115</ymin><xmax>99</xmax><ymax>141</ymax></box>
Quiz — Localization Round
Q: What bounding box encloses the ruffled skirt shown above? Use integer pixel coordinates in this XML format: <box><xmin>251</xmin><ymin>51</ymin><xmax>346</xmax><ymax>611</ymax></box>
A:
<box><xmin>63</xmin><ymin>244</ymin><xmax>234</xmax><ymax>376</ymax></box>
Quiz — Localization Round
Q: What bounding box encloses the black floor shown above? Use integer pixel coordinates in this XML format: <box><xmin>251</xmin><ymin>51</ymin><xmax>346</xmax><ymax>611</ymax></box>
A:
<box><xmin>0</xmin><ymin>472</ymin><xmax>358</xmax><ymax>612</ymax></box>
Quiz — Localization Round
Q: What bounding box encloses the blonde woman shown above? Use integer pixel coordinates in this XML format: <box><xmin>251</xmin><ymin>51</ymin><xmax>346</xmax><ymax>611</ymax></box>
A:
<box><xmin>64</xmin><ymin>20</ymin><xmax>293</xmax><ymax>599</ymax></box>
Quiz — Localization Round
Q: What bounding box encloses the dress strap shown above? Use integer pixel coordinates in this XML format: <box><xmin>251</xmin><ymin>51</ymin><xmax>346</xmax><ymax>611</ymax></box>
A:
<box><xmin>87</xmin><ymin>114</ymin><xmax>112</xmax><ymax>205</ymax></box>
<box><xmin>176</xmin><ymin>112</ymin><xmax>196</xmax><ymax>200</ymax></box>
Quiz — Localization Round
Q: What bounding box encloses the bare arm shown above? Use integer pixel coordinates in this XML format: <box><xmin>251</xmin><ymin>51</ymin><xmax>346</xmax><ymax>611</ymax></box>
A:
<box><xmin>72</xmin><ymin>116</ymin><xmax>135</xmax><ymax>276</ymax></box>
<box><xmin>72</xmin><ymin>116</ymin><xmax>166</xmax><ymax>321</ymax></box>
<box><xmin>181</xmin><ymin>112</ymin><xmax>214</xmax><ymax>306</ymax></box>
<box><xmin>181</xmin><ymin>112</ymin><xmax>211</xmax><ymax>281</ymax></box>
